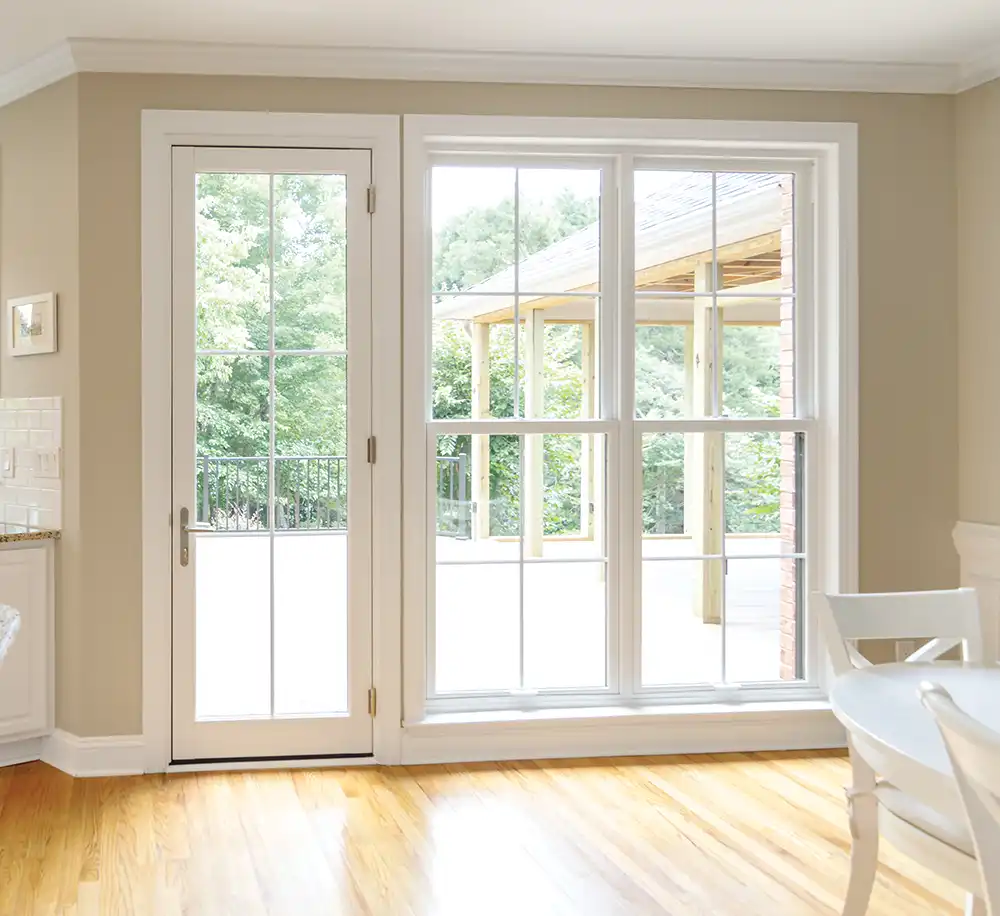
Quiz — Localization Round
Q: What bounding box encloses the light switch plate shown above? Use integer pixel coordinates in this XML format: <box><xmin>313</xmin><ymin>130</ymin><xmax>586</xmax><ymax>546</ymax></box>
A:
<box><xmin>0</xmin><ymin>447</ymin><xmax>13</xmax><ymax>479</ymax></box>
<box><xmin>35</xmin><ymin>447</ymin><xmax>60</xmax><ymax>479</ymax></box>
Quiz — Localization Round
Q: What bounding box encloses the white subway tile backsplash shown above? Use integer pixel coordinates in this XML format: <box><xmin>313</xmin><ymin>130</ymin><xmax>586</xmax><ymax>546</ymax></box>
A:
<box><xmin>0</xmin><ymin>397</ymin><xmax>61</xmax><ymax>529</ymax></box>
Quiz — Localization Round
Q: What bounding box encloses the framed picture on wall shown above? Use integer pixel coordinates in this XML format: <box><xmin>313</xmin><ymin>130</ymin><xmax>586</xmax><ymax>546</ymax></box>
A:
<box><xmin>6</xmin><ymin>293</ymin><xmax>57</xmax><ymax>357</ymax></box>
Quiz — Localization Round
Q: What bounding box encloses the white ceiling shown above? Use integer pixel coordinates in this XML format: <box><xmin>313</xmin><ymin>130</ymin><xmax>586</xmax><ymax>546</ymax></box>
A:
<box><xmin>3</xmin><ymin>0</ymin><xmax>1000</xmax><ymax>93</ymax></box>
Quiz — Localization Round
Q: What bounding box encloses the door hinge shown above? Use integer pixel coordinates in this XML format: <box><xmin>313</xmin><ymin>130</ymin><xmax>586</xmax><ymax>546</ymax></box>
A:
<box><xmin>368</xmin><ymin>687</ymin><xmax>377</xmax><ymax>717</ymax></box>
<box><xmin>367</xmin><ymin>435</ymin><xmax>376</xmax><ymax>464</ymax></box>
<box><xmin>367</xmin><ymin>185</ymin><xmax>376</xmax><ymax>214</ymax></box>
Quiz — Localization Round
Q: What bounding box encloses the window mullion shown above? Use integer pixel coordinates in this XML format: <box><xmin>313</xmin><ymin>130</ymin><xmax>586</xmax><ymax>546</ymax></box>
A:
<box><xmin>617</xmin><ymin>154</ymin><xmax>637</xmax><ymax>701</ymax></box>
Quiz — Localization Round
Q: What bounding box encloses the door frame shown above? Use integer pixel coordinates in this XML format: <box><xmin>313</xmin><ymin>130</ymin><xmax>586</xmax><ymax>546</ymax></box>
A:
<box><xmin>141</xmin><ymin>111</ymin><xmax>402</xmax><ymax>773</ymax></box>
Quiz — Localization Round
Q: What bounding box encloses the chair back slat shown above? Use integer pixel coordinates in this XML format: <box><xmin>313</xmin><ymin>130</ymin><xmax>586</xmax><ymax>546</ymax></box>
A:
<box><xmin>817</xmin><ymin>588</ymin><xmax>985</xmax><ymax>676</ymax></box>
<box><xmin>922</xmin><ymin>683</ymin><xmax>1000</xmax><ymax>915</ymax></box>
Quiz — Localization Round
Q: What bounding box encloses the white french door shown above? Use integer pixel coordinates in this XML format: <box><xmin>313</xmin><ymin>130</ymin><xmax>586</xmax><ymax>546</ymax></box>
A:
<box><xmin>171</xmin><ymin>146</ymin><xmax>373</xmax><ymax>761</ymax></box>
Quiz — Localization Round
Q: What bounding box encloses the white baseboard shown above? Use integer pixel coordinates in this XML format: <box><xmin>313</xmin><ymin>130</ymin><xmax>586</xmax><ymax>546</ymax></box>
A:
<box><xmin>0</xmin><ymin>735</ymin><xmax>46</xmax><ymax>768</ymax></box>
<box><xmin>400</xmin><ymin>704</ymin><xmax>845</xmax><ymax>766</ymax></box>
<box><xmin>39</xmin><ymin>730</ymin><xmax>145</xmax><ymax>777</ymax></box>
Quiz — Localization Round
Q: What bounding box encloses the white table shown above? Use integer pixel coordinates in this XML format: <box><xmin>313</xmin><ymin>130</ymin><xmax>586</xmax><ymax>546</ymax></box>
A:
<box><xmin>831</xmin><ymin>662</ymin><xmax>1000</xmax><ymax>822</ymax></box>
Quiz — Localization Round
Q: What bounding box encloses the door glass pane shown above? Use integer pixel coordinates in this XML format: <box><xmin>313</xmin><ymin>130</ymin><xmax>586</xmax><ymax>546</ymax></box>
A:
<box><xmin>196</xmin><ymin>355</ymin><xmax>270</xmax><ymax>528</ymax></box>
<box><xmin>274</xmin><ymin>533</ymin><xmax>348</xmax><ymax>714</ymax></box>
<box><xmin>195</xmin><ymin>534</ymin><xmax>271</xmax><ymax>717</ymax></box>
<box><xmin>195</xmin><ymin>173</ymin><xmax>270</xmax><ymax>352</ymax></box>
<box><xmin>537</xmin><ymin>433</ymin><xmax>605</xmax><ymax>559</ymax></box>
<box><xmin>193</xmin><ymin>169</ymin><xmax>355</xmax><ymax>722</ymax></box>
<box><xmin>274</xmin><ymin>174</ymin><xmax>348</xmax><ymax>351</ymax></box>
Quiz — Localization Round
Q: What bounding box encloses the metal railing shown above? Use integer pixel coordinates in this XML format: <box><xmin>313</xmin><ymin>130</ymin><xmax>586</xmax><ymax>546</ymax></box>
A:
<box><xmin>198</xmin><ymin>454</ymin><xmax>472</xmax><ymax>537</ymax></box>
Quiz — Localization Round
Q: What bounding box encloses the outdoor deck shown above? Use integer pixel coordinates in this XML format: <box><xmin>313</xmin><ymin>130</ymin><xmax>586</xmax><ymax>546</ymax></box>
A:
<box><xmin>194</xmin><ymin>533</ymin><xmax>788</xmax><ymax>718</ymax></box>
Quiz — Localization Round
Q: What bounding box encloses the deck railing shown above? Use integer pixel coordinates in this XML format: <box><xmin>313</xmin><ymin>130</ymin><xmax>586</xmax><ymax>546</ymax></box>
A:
<box><xmin>198</xmin><ymin>454</ymin><xmax>472</xmax><ymax>537</ymax></box>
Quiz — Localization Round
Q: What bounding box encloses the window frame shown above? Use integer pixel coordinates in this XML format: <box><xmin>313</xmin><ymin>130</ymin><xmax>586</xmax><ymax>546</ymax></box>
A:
<box><xmin>402</xmin><ymin>115</ymin><xmax>858</xmax><ymax>724</ymax></box>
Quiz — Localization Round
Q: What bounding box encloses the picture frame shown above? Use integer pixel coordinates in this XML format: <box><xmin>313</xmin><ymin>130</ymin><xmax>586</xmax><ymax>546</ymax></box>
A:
<box><xmin>6</xmin><ymin>293</ymin><xmax>57</xmax><ymax>357</ymax></box>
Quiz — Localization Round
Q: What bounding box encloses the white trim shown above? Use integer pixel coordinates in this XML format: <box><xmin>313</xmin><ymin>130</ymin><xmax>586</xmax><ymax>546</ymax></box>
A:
<box><xmin>403</xmin><ymin>114</ymin><xmax>859</xmax><ymax>720</ymax></box>
<box><xmin>955</xmin><ymin>43</ymin><xmax>1000</xmax><ymax>94</ymax></box>
<box><xmin>954</xmin><ymin>521</ymin><xmax>1000</xmax><ymax>661</ymax></box>
<box><xmin>40</xmin><ymin>730</ymin><xmax>146</xmax><ymax>778</ymax></box>
<box><xmin>0</xmin><ymin>42</ymin><xmax>75</xmax><ymax>109</ymax></box>
<box><xmin>4</xmin><ymin>37</ymin><xmax>1000</xmax><ymax>112</ymax></box>
<box><xmin>166</xmin><ymin>755</ymin><xmax>374</xmax><ymax>773</ymax></box>
<box><xmin>0</xmin><ymin>736</ymin><xmax>46</xmax><ymax>769</ymax></box>
<box><xmin>400</xmin><ymin>703</ymin><xmax>844</xmax><ymax>764</ymax></box>
<box><xmin>141</xmin><ymin>110</ymin><xmax>402</xmax><ymax>772</ymax></box>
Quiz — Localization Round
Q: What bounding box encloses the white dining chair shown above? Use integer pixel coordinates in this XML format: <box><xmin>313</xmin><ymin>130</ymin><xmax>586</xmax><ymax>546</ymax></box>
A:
<box><xmin>921</xmin><ymin>682</ymin><xmax>1000</xmax><ymax>916</ymax></box>
<box><xmin>817</xmin><ymin>587</ymin><xmax>988</xmax><ymax>916</ymax></box>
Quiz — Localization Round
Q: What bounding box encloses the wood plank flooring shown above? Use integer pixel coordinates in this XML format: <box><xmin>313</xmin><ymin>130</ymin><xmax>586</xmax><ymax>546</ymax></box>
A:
<box><xmin>0</xmin><ymin>751</ymin><xmax>964</xmax><ymax>915</ymax></box>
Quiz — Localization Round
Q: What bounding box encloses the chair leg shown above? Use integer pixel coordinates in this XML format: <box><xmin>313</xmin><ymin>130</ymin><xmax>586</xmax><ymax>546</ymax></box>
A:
<box><xmin>842</xmin><ymin>749</ymin><xmax>879</xmax><ymax>916</ymax></box>
<box><xmin>965</xmin><ymin>895</ymin><xmax>987</xmax><ymax>916</ymax></box>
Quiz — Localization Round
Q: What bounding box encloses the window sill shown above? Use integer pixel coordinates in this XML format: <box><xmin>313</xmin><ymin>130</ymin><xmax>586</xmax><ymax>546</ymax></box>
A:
<box><xmin>400</xmin><ymin>698</ymin><xmax>844</xmax><ymax>765</ymax></box>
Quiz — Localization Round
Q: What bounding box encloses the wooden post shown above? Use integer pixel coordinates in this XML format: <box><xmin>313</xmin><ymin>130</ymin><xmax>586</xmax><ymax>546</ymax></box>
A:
<box><xmin>690</xmin><ymin>262</ymin><xmax>724</xmax><ymax>625</ymax></box>
<box><xmin>524</xmin><ymin>309</ymin><xmax>545</xmax><ymax>558</ymax></box>
<box><xmin>471</xmin><ymin>321</ymin><xmax>491</xmax><ymax>541</ymax></box>
<box><xmin>580</xmin><ymin>320</ymin><xmax>596</xmax><ymax>538</ymax></box>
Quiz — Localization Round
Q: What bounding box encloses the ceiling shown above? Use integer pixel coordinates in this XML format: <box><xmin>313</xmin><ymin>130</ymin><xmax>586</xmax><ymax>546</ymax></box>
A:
<box><xmin>3</xmin><ymin>0</ymin><xmax>1000</xmax><ymax>95</ymax></box>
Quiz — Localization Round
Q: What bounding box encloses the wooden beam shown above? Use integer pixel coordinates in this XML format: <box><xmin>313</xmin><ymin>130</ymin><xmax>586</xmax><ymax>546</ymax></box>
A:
<box><xmin>469</xmin><ymin>233</ymin><xmax>781</xmax><ymax>323</ymax></box>
<box><xmin>688</xmin><ymin>262</ymin><xmax>725</xmax><ymax>625</ymax></box>
<box><xmin>471</xmin><ymin>321</ymin><xmax>491</xmax><ymax>541</ymax></box>
<box><xmin>524</xmin><ymin>310</ymin><xmax>545</xmax><ymax>558</ymax></box>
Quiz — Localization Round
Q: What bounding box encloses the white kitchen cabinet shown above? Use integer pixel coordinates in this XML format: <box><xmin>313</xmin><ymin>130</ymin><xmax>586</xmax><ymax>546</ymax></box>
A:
<box><xmin>0</xmin><ymin>540</ymin><xmax>54</xmax><ymax>744</ymax></box>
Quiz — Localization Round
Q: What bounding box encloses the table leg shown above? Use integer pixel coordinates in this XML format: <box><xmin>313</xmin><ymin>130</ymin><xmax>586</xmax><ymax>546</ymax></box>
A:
<box><xmin>843</xmin><ymin>745</ymin><xmax>879</xmax><ymax>916</ymax></box>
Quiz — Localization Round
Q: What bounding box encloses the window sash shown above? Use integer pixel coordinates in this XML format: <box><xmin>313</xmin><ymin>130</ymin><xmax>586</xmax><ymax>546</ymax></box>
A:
<box><xmin>416</xmin><ymin>143</ymin><xmax>820</xmax><ymax>712</ymax></box>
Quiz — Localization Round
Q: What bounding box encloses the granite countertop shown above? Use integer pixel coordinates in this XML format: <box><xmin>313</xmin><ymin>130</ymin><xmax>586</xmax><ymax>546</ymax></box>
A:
<box><xmin>0</xmin><ymin>524</ymin><xmax>61</xmax><ymax>544</ymax></box>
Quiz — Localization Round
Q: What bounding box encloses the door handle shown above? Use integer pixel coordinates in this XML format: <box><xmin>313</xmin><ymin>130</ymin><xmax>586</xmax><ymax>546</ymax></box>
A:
<box><xmin>179</xmin><ymin>507</ymin><xmax>213</xmax><ymax>567</ymax></box>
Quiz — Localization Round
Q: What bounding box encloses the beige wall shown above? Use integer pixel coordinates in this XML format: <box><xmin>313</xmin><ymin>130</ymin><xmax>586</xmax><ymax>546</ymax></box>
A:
<box><xmin>957</xmin><ymin>78</ymin><xmax>1000</xmax><ymax>525</ymax></box>
<box><xmin>4</xmin><ymin>72</ymin><xmax>957</xmax><ymax>736</ymax></box>
<box><xmin>0</xmin><ymin>77</ymin><xmax>87</xmax><ymax>732</ymax></box>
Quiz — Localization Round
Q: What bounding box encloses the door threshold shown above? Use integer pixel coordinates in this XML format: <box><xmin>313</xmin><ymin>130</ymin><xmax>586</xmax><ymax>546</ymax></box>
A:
<box><xmin>167</xmin><ymin>752</ymin><xmax>374</xmax><ymax>773</ymax></box>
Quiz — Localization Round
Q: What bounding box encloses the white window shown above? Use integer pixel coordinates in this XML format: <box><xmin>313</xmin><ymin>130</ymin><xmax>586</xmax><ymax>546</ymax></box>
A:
<box><xmin>403</xmin><ymin>117</ymin><xmax>856</xmax><ymax>720</ymax></box>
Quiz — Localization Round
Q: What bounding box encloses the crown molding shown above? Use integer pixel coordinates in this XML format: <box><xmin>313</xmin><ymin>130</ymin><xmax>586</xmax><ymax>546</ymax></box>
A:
<box><xmin>3</xmin><ymin>36</ymin><xmax>998</xmax><ymax>111</ymax></box>
<box><xmin>0</xmin><ymin>42</ymin><xmax>76</xmax><ymax>109</ymax></box>
<box><xmin>954</xmin><ymin>43</ymin><xmax>1000</xmax><ymax>94</ymax></box>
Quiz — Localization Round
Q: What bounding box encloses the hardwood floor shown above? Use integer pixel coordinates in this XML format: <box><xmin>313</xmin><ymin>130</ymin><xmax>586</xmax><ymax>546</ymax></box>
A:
<box><xmin>0</xmin><ymin>751</ymin><xmax>964</xmax><ymax>915</ymax></box>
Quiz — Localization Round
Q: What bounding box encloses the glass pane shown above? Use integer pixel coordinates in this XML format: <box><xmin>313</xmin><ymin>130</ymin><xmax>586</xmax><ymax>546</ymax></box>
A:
<box><xmin>195</xmin><ymin>534</ymin><xmax>271</xmax><ymax>717</ymax></box>
<box><xmin>274</xmin><ymin>355</ymin><xmax>347</xmax><ymax>530</ymax></box>
<box><xmin>724</xmin><ymin>558</ymin><xmax>800</xmax><ymax>683</ymax></box>
<box><xmin>516</xmin><ymin>168</ymin><xmax>601</xmax><ymax>296</ymax></box>
<box><xmin>524</xmin><ymin>563</ymin><xmax>606</xmax><ymax>689</ymax></box>
<box><xmin>725</xmin><ymin>431</ymin><xmax>801</xmax><ymax>557</ymax></box>
<box><xmin>432</xmin><ymin>313</ymin><xmax>520</xmax><ymax>420</ymax></box>
<box><xmin>634</xmin><ymin>171</ymin><xmax>713</xmax><ymax>290</ymax></box>
<box><xmin>635</xmin><ymin>321</ymin><xmax>688</xmax><ymax>419</ymax></box>
<box><xmin>273</xmin><ymin>534</ymin><xmax>348</xmax><ymax>714</ymax></box>
<box><xmin>196</xmin><ymin>355</ymin><xmax>270</xmax><ymax>529</ymax></box>
<box><xmin>195</xmin><ymin>173</ymin><xmax>270</xmax><ymax>352</ymax></box>
<box><xmin>432</xmin><ymin>166</ymin><xmax>516</xmax><ymax>294</ymax></box>
<box><xmin>435</xmin><ymin>564</ymin><xmax>520</xmax><ymax>693</ymax></box>
<box><xmin>641</xmin><ymin>559</ymin><xmax>724</xmax><ymax>686</ymax></box>
<box><xmin>435</xmin><ymin>435</ymin><xmax>521</xmax><ymax>562</ymax></box>
<box><xmin>535</xmin><ymin>433</ymin><xmax>605</xmax><ymax>559</ymax></box>
<box><xmin>721</xmin><ymin>303</ymin><xmax>792</xmax><ymax>418</ymax></box>
<box><xmin>273</xmin><ymin>174</ymin><xmax>348</xmax><ymax>351</ymax></box>
<box><xmin>641</xmin><ymin>433</ymin><xmax>686</xmax><ymax>557</ymax></box>
<box><xmin>715</xmin><ymin>172</ymin><xmax>793</xmax><ymax>292</ymax></box>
